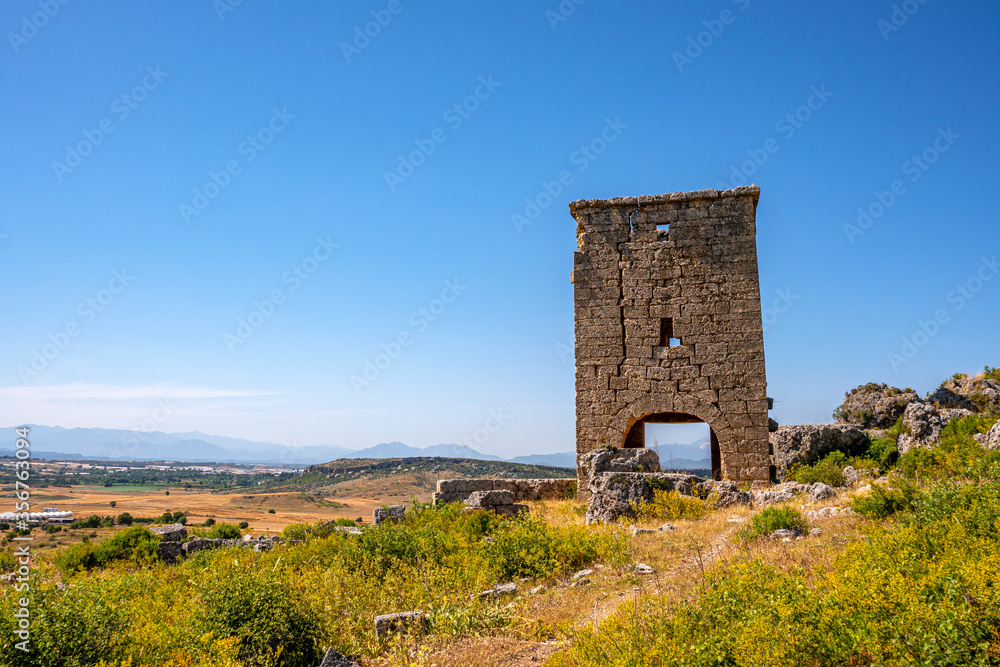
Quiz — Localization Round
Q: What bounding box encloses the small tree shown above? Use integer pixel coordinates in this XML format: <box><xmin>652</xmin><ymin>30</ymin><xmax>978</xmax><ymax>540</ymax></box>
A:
<box><xmin>110</xmin><ymin>501</ymin><xmax>117</xmax><ymax>508</ymax></box>
<box><xmin>117</xmin><ymin>512</ymin><xmax>134</xmax><ymax>526</ymax></box>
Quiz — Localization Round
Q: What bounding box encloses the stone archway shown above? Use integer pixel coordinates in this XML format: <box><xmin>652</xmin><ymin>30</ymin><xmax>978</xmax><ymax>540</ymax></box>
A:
<box><xmin>606</xmin><ymin>394</ymin><xmax>734</xmax><ymax>481</ymax></box>
<box><xmin>621</xmin><ymin>412</ymin><xmax>721</xmax><ymax>480</ymax></box>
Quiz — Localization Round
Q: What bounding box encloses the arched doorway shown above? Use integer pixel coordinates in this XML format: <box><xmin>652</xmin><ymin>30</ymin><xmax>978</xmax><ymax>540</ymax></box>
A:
<box><xmin>622</xmin><ymin>412</ymin><xmax>722</xmax><ymax>480</ymax></box>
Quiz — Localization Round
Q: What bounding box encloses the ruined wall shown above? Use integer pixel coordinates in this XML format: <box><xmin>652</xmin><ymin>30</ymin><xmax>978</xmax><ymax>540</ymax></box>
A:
<box><xmin>433</xmin><ymin>478</ymin><xmax>577</xmax><ymax>505</ymax></box>
<box><xmin>571</xmin><ymin>187</ymin><xmax>769</xmax><ymax>493</ymax></box>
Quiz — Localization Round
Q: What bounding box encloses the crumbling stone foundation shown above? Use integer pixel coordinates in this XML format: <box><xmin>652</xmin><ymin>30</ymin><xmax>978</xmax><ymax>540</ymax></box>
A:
<box><xmin>571</xmin><ymin>187</ymin><xmax>770</xmax><ymax>496</ymax></box>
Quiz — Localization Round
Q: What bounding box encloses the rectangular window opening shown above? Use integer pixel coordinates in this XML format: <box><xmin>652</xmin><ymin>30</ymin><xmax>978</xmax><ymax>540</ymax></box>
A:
<box><xmin>656</xmin><ymin>223</ymin><xmax>669</xmax><ymax>240</ymax></box>
<box><xmin>659</xmin><ymin>318</ymin><xmax>681</xmax><ymax>347</ymax></box>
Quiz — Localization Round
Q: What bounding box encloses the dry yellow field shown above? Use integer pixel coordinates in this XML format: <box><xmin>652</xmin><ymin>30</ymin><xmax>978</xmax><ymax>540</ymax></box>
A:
<box><xmin>31</xmin><ymin>477</ymin><xmax>438</xmax><ymax>534</ymax></box>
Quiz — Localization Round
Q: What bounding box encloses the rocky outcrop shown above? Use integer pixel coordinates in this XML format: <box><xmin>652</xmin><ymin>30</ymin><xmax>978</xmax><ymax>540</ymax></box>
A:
<box><xmin>897</xmin><ymin>402</ymin><xmax>973</xmax><ymax>454</ymax></box>
<box><xmin>833</xmin><ymin>383</ymin><xmax>921</xmax><ymax>429</ymax></box>
<box><xmin>373</xmin><ymin>505</ymin><xmax>405</xmax><ymax>525</ymax></box>
<box><xmin>585</xmin><ymin>471</ymin><xmax>702</xmax><ymax>523</ymax></box>
<box><xmin>694</xmin><ymin>480</ymin><xmax>752</xmax><ymax>508</ymax></box>
<box><xmin>770</xmin><ymin>425</ymin><xmax>870</xmax><ymax>480</ymax></box>
<box><xmin>150</xmin><ymin>523</ymin><xmax>187</xmax><ymax>541</ymax></box>
<box><xmin>934</xmin><ymin>375</ymin><xmax>1000</xmax><ymax>413</ymax></box>
<box><xmin>464</xmin><ymin>490</ymin><xmax>527</xmax><ymax>517</ymax></box>
<box><xmin>985</xmin><ymin>421</ymin><xmax>1000</xmax><ymax>450</ymax></box>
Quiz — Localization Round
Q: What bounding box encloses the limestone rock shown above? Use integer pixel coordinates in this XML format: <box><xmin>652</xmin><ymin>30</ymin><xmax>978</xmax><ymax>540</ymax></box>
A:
<box><xmin>374</xmin><ymin>610</ymin><xmax>424</xmax><ymax>640</ymax></box>
<box><xmin>585</xmin><ymin>471</ymin><xmax>703</xmax><ymax>523</ymax></box>
<box><xmin>694</xmin><ymin>480</ymin><xmax>752</xmax><ymax>508</ymax></box>
<box><xmin>833</xmin><ymin>383</ymin><xmax>921</xmax><ymax>428</ymax></box>
<box><xmin>573</xmin><ymin>569</ymin><xmax>594</xmax><ymax>580</ymax></box>
<box><xmin>579</xmin><ymin>448</ymin><xmax>661</xmax><ymax>490</ymax></box>
<box><xmin>770</xmin><ymin>528</ymin><xmax>803</xmax><ymax>539</ymax></box>
<box><xmin>897</xmin><ymin>403</ymin><xmax>973</xmax><ymax>454</ymax></box>
<box><xmin>769</xmin><ymin>424</ymin><xmax>870</xmax><ymax>480</ymax></box>
<box><xmin>319</xmin><ymin>648</ymin><xmax>361</xmax><ymax>667</ymax></box>
<box><xmin>475</xmin><ymin>583</ymin><xmax>517</xmax><ymax>599</ymax></box>
<box><xmin>372</xmin><ymin>505</ymin><xmax>405</xmax><ymax>526</ymax></box>
<box><xmin>659</xmin><ymin>523</ymin><xmax>676</xmax><ymax>531</ymax></box>
<box><xmin>935</xmin><ymin>376</ymin><xmax>1000</xmax><ymax>413</ymax></box>
<box><xmin>985</xmin><ymin>420</ymin><xmax>1000</xmax><ymax>450</ymax></box>
<box><xmin>841</xmin><ymin>466</ymin><xmax>860</xmax><ymax>487</ymax></box>
<box><xmin>157</xmin><ymin>540</ymin><xmax>183</xmax><ymax>562</ymax></box>
<box><xmin>926</xmin><ymin>386</ymin><xmax>976</xmax><ymax>411</ymax></box>
<box><xmin>634</xmin><ymin>563</ymin><xmax>654</xmax><ymax>575</ymax></box>
<box><xmin>808</xmin><ymin>483</ymin><xmax>836</xmax><ymax>501</ymax></box>
<box><xmin>467</xmin><ymin>490</ymin><xmax>513</xmax><ymax>507</ymax></box>
<box><xmin>150</xmin><ymin>523</ymin><xmax>187</xmax><ymax>542</ymax></box>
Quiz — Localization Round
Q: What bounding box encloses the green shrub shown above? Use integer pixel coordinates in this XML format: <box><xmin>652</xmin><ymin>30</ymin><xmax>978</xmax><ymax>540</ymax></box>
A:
<box><xmin>866</xmin><ymin>437</ymin><xmax>898</xmax><ymax>468</ymax></box>
<box><xmin>194</xmin><ymin>563</ymin><xmax>321</xmax><ymax>667</ymax></box>
<box><xmin>280</xmin><ymin>523</ymin><xmax>309</xmax><ymax>541</ymax></box>
<box><xmin>116</xmin><ymin>512</ymin><xmax>133</xmax><ymax>526</ymax></box>
<box><xmin>207</xmin><ymin>522</ymin><xmax>241</xmax><ymax>540</ymax></box>
<box><xmin>267</xmin><ymin>509</ymin><xmax>276</xmax><ymax>514</ymax></box>
<box><xmin>983</xmin><ymin>365</ymin><xmax>1000</xmax><ymax>381</ymax></box>
<box><xmin>204</xmin><ymin>518</ymin><xmax>216</xmax><ymax>527</ymax></box>
<box><xmin>788</xmin><ymin>451</ymin><xmax>847</xmax><ymax>487</ymax></box>
<box><xmin>71</xmin><ymin>515</ymin><xmax>102</xmax><ymax>530</ymax></box>
<box><xmin>739</xmin><ymin>507</ymin><xmax>808</xmax><ymax>541</ymax></box>
<box><xmin>333</xmin><ymin>517</ymin><xmax>357</xmax><ymax>527</ymax></box>
<box><xmin>238</xmin><ymin>521</ymin><xmax>249</xmax><ymax>529</ymax></box>
<box><xmin>56</xmin><ymin>526</ymin><xmax>160</xmax><ymax>575</ymax></box>
<box><xmin>850</xmin><ymin>481</ymin><xmax>922</xmax><ymax>519</ymax></box>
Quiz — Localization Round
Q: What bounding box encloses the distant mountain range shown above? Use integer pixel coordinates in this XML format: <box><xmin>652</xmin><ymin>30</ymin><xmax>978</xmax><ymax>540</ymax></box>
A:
<box><xmin>0</xmin><ymin>425</ymin><xmax>708</xmax><ymax>469</ymax></box>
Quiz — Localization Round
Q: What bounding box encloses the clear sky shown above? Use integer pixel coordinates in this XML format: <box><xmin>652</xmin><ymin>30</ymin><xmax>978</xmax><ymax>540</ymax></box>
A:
<box><xmin>1</xmin><ymin>1</ymin><xmax>998</xmax><ymax>457</ymax></box>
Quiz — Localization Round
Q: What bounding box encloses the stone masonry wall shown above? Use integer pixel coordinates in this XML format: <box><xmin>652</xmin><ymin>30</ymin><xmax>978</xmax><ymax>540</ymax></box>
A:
<box><xmin>433</xmin><ymin>478</ymin><xmax>577</xmax><ymax>505</ymax></box>
<box><xmin>571</xmin><ymin>187</ymin><xmax>769</xmax><ymax>494</ymax></box>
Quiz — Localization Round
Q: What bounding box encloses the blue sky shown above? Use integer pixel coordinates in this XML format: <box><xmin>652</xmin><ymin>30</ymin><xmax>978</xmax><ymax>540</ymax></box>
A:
<box><xmin>1</xmin><ymin>1</ymin><xmax>997</xmax><ymax>457</ymax></box>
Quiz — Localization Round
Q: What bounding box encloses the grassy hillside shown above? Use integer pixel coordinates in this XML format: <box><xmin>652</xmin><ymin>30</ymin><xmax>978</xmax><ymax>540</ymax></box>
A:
<box><xmin>4</xmin><ymin>372</ymin><xmax>999</xmax><ymax>666</ymax></box>
<box><xmin>225</xmin><ymin>456</ymin><xmax>575</xmax><ymax>496</ymax></box>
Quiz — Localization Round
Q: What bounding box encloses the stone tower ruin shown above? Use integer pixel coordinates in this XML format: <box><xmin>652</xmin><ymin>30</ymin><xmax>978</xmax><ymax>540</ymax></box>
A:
<box><xmin>571</xmin><ymin>186</ymin><xmax>769</xmax><ymax>493</ymax></box>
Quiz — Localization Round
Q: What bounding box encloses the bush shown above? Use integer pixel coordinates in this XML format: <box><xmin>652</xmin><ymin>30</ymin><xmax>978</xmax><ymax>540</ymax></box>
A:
<box><xmin>56</xmin><ymin>526</ymin><xmax>160</xmax><ymax>575</ymax></box>
<box><xmin>333</xmin><ymin>517</ymin><xmax>357</xmax><ymax>527</ymax></box>
<box><xmin>866</xmin><ymin>437</ymin><xmax>898</xmax><ymax>468</ymax></box>
<box><xmin>71</xmin><ymin>515</ymin><xmax>102</xmax><ymax>530</ymax></box>
<box><xmin>207</xmin><ymin>522</ymin><xmax>241</xmax><ymax>540</ymax></box>
<box><xmin>851</xmin><ymin>481</ymin><xmax>922</xmax><ymax>519</ymax></box>
<box><xmin>280</xmin><ymin>523</ymin><xmax>309</xmax><ymax>541</ymax></box>
<box><xmin>634</xmin><ymin>489</ymin><xmax>710</xmax><ymax>521</ymax></box>
<box><xmin>238</xmin><ymin>521</ymin><xmax>249</xmax><ymax>529</ymax></box>
<box><xmin>116</xmin><ymin>512</ymin><xmax>133</xmax><ymax>526</ymax></box>
<box><xmin>267</xmin><ymin>509</ymin><xmax>276</xmax><ymax>514</ymax></box>
<box><xmin>739</xmin><ymin>507</ymin><xmax>808</xmax><ymax>541</ymax></box>
<box><xmin>984</xmin><ymin>365</ymin><xmax>1000</xmax><ymax>381</ymax></box>
<box><xmin>194</xmin><ymin>562</ymin><xmax>322</xmax><ymax>666</ymax></box>
<box><xmin>44</xmin><ymin>524</ymin><xmax>61</xmax><ymax>534</ymax></box>
<box><xmin>204</xmin><ymin>518</ymin><xmax>216</xmax><ymax>527</ymax></box>
<box><xmin>899</xmin><ymin>413</ymin><xmax>1000</xmax><ymax>480</ymax></box>
<box><xmin>788</xmin><ymin>451</ymin><xmax>847</xmax><ymax>487</ymax></box>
